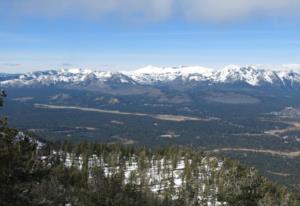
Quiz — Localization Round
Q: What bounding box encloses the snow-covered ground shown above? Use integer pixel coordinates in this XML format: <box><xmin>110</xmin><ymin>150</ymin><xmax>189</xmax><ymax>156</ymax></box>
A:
<box><xmin>53</xmin><ymin>151</ymin><xmax>226</xmax><ymax>205</ymax></box>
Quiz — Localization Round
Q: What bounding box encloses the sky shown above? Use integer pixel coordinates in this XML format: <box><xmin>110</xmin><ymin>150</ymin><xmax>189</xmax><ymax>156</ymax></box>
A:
<box><xmin>0</xmin><ymin>0</ymin><xmax>300</xmax><ymax>73</ymax></box>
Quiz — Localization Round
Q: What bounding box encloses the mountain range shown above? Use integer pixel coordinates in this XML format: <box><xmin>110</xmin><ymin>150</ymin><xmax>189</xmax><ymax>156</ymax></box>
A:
<box><xmin>1</xmin><ymin>65</ymin><xmax>300</xmax><ymax>90</ymax></box>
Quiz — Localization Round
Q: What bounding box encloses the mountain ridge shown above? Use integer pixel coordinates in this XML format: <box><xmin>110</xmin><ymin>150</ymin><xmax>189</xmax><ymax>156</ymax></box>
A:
<box><xmin>1</xmin><ymin>65</ymin><xmax>300</xmax><ymax>89</ymax></box>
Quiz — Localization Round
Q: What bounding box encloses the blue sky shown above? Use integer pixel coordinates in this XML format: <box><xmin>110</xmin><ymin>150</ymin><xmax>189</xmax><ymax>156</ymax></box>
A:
<box><xmin>1</xmin><ymin>0</ymin><xmax>300</xmax><ymax>73</ymax></box>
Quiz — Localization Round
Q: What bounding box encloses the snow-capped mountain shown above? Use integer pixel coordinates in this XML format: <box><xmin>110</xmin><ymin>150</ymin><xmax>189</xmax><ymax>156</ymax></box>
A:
<box><xmin>124</xmin><ymin>65</ymin><xmax>213</xmax><ymax>84</ymax></box>
<box><xmin>1</xmin><ymin>65</ymin><xmax>300</xmax><ymax>89</ymax></box>
<box><xmin>210</xmin><ymin>65</ymin><xmax>283</xmax><ymax>86</ymax></box>
<box><xmin>0</xmin><ymin>68</ymin><xmax>136</xmax><ymax>88</ymax></box>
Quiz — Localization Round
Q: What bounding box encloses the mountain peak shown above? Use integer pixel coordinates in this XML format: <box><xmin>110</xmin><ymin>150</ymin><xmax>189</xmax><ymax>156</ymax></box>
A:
<box><xmin>222</xmin><ymin>64</ymin><xmax>242</xmax><ymax>71</ymax></box>
<box><xmin>1</xmin><ymin>65</ymin><xmax>300</xmax><ymax>89</ymax></box>
<box><xmin>126</xmin><ymin>65</ymin><xmax>214</xmax><ymax>84</ymax></box>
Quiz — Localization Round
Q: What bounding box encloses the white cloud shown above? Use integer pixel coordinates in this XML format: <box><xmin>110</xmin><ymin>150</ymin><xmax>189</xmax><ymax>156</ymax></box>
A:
<box><xmin>10</xmin><ymin>0</ymin><xmax>172</xmax><ymax>23</ymax></box>
<box><xmin>181</xmin><ymin>0</ymin><xmax>300</xmax><ymax>23</ymax></box>
<box><xmin>2</xmin><ymin>0</ymin><xmax>300</xmax><ymax>23</ymax></box>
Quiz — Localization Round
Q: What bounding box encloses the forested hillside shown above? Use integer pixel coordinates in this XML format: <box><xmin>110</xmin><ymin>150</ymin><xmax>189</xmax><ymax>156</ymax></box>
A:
<box><xmin>1</xmin><ymin>132</ymin><xmax>299</xmax><ymax>205</ymax></box>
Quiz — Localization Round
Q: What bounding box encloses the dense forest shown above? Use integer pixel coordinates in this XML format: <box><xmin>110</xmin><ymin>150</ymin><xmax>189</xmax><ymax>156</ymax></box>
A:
<box><xmin>1</xmin><ymin>134</ymin><xmax>300</xmax><ymax>206</ymax></box>
<box><xmin>1</xmin><ymin>93</ymin><xmax>300</xmax><ymax>206</ymax></box>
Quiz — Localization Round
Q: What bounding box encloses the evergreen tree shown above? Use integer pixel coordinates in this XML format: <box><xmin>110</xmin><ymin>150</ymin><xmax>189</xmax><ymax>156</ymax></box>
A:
<box><xmin>0</xmin><ymin>91</ymin><xmax>49</xmax><ymax>205</ymax></box>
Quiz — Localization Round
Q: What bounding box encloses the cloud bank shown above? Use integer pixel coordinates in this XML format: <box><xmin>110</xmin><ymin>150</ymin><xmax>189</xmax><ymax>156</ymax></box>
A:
<box><xmin>2</xmin><ymin>0</ymin><xmax>300</xmax><ymax>23</ymax></box>
<box><xmin>181</xmin><ymin>0</ymin><xmax>300</xmax><ymax>22</ymax></box>
<box><xmin>6</xmin><ymin>0</ymin><xmax>172</xmax><ymax>23</ymax></box>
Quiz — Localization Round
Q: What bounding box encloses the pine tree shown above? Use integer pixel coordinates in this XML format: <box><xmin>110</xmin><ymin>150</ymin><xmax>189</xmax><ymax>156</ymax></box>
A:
<box><xmin>0</xmin><ymin>91</ymin><xmax>49</xmax><ymax>205</ymax></box>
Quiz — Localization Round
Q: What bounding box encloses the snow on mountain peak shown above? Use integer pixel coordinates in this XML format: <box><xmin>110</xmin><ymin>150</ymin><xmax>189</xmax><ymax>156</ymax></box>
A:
<box><xmin>0</xmin><ymin>65</ymin><xmax>300</xmax><ymax>88</ymax></box>
<box><xmin>222</xmin><ymin>64</ymin><xmax>242</xmax><ymax>71</ymax></box>
<box><xmin>211</xmin><ymin>65</ymin><xmax>282</xmax><ymax>86</ymax></box>
<box><xmin>131</xmin><ymin>65</ymin><xmax>213</xmax><ymax>75</ymax></box>
<box><xmin>130</xmin><ymin>65</ymin><xmax>163</xmax><ymax>74</ymax></box>
<box><xmin>126</xmin><ymin>65</ymin><xmax>214</xmax><ymax>83</ymax></box>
